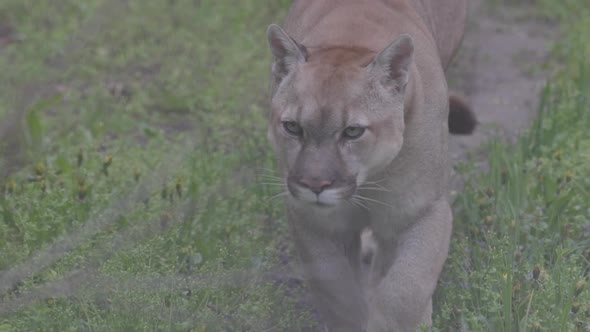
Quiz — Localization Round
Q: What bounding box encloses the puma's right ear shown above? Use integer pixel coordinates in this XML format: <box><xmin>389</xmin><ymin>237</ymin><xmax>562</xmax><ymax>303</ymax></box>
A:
<box><xmin>369</xmin><ymin>34</ymin><xmax>414</xmax><ymax>93</ymax></box>
<box><xmin>267</xmin><ymin>24</ymin><xmax>307</xmax><ymax>83</ymax></box>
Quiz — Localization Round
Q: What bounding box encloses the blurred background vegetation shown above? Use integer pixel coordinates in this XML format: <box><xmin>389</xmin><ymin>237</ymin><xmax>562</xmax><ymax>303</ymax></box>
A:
<box><xmin>0</xmin><ymin>0</ymin><xmax>588</xmax><ymax>331</ymax></box>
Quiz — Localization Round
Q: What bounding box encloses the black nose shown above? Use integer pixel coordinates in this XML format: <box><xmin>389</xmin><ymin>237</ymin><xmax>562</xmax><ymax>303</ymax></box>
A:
<box><xmin>298</xmin><ymin>178</ymin><xmax>333</xmax><ymax>194</ymax></box>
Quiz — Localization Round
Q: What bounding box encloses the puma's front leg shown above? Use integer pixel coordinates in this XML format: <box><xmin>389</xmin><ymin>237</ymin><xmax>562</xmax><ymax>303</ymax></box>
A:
<box><xmin>289</xmin><ymin>211</ymin><xmax>368</xmax><ymax>332</ymax></box>
<box><xmin>367</xmin><ymin>199</ymin><xmax>452</xmax><ymax>332</ymax></box>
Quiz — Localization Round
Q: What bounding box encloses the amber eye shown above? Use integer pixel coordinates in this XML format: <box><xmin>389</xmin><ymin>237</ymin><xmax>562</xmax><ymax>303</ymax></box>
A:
<box><xmin>282</xmin><ymin>121</ymin><xmax>303</xmax><ymax>136</ymax></box>
<box><xmin>343</xmin><ymin>126</ymin><xmax>365</xmax><ymax>140</ymax></box>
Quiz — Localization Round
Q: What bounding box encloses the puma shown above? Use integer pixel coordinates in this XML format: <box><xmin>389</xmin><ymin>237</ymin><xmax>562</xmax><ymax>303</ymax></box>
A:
<box><xmin>266</xmin><ymin>1</ymin><xmax>473</xmax><ymax>331</ymax></box>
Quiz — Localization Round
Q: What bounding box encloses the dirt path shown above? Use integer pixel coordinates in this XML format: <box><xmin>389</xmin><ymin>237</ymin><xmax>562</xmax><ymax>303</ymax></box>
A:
<box><xmin>448</xmin><ymin>0</ymin><xmax>554</xmax><ymax>170</ymax></box>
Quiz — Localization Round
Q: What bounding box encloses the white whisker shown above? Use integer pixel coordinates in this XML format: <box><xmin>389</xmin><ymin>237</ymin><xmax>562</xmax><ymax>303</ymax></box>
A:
<box><xmin>357</xmin><ymin>186</ymin><xmax>392</xmax><ymax>193</ymax></box>
<box><xmin>349</xmin><ymin>198</ymin><xmax>369</xmax><ymax>211</ymax></box>
<box><xmin>362</xmin><ymin>178</ymin><xmax>388</xmax><ymax>185</ymax></box>
<box><xmin>353</xmin><ymin>194</ymin><xmax>394</xmax><ymax>209</ymax></box>
<box><xmin>266</xmin><ymin>192</ymin><xmax>289</xmax><ymax>201</ymax></box>
<box><xmin>257</xmin><ymin>174</ymin><xmax>283</xmax><ymax>181</ymax></box>
<box><xmin>258</xmin><ymin>182</ymin><xmax>286</xmax><ymax>187</ymax></box>
<box><xmin>257</xmin><ymin>168</ymin><xmax>282</xmax><ymax>178</ymax></box>
<box><xmin>360</xmin><ymin>181</ymin><xmax>390</xmax><ymax>191</ymax></box>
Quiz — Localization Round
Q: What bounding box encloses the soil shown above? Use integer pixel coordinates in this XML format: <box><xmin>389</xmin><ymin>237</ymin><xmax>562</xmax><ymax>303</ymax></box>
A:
<box><xmin>448</xmin><ymin>0</ymin><xmax>555</xmax><ymax>170</ymax></box>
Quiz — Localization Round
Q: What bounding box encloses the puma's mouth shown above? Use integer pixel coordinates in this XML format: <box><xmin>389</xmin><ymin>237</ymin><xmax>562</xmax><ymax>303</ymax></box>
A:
<box><xmin>312</xmin><ymin>200</ymin><xmax>336</xmax><ymax>208</ymax></box>
<box><xmin>287</xmin><ymin>182</ymin><xmax>357</xmax><ymax>207</ymax></box>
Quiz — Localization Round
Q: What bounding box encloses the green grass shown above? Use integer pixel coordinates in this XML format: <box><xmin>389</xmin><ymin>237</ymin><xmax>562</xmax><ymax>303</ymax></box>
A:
<box><xmin>0</xmin><ymin>0</ymin><xmax>589</xmax><ymax>331</ymax></box>
<box><xmin>433</xmin><ymin>2</ymin><xmax>590</xmax><ymax>331</ymax></box>
<box><xmin>0</xmin><ymin>0</ymin><xmax>317</xmax><ymax>331</ymax></box>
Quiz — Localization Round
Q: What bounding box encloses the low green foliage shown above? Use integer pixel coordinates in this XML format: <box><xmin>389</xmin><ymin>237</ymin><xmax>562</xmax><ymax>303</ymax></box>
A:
<box><xmin>434</xmin><ymin>3</ymin><xmax>590</xmax><ymax>331</ymax></box>
<box><xmin>1</xmin><ymin>0</ymin><xmax>316</xmax><ymax>331</ymax></box>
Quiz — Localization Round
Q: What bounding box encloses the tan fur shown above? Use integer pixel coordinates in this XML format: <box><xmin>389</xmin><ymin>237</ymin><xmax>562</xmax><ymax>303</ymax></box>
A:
<box><xmin>266</xmin><ymin>1</ymin><xmax>467</xmax><ymax>331</ymax></box>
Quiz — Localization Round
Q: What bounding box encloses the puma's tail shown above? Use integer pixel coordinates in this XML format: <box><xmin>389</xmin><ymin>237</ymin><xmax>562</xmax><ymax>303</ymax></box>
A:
<box><xmin>448</xmin><ymin>93</ymin><xmax>477</xmax><ymax>135</ymax></box>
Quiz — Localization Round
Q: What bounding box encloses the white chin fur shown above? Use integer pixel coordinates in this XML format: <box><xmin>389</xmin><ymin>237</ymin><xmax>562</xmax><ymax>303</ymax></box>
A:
<box><xmin>293</xmin><ymin>187</ymin><xmax>343</xmax><ymax>207</ymax></box>
<box><xmin>356</xmin><ymin>169</ymin><xmax>368</xmax><ymax>186</ymax></box>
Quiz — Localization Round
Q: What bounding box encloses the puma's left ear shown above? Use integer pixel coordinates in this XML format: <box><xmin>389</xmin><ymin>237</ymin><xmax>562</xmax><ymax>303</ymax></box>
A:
<box><xmin>267</xmin><ymin>24</ymin><xmax>307</xmax><ymax>83</ymax></box>
<box><xmin>369</xmin><ymin>34</ymin><xmax>414</xmax><ymax>92</ymax></box>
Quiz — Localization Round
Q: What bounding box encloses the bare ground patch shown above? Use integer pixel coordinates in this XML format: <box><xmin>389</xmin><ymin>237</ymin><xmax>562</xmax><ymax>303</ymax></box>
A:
<box><xmin>448</xmin><ymin>0</ymin><xmax>555</xmax><ymax>169</ymax></box>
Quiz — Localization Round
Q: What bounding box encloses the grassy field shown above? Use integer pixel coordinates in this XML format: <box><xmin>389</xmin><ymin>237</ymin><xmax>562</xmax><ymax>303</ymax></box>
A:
<box><xmin>0</xmin><ymin>1</ymin><xmax>317</xmax><ymax>331</ymax></box>
<box><xmin>434</xmin><ymin>1</ymin><xmax>590</xmax><ymax>331</ymax></box>
<box><xmin>0</xmin><ymin>0</ymin><xmax>588</xmax><ymax>331</ymax></box>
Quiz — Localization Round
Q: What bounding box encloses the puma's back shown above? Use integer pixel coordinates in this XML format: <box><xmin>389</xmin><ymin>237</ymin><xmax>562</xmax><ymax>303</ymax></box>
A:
<box><xmin>409</xmin><ymin>0</ymin><xmax>468</xmax><ymax>67</ymax></box>
<box><xmin>283</xmin><ymin>0</ymin><xmax>467</xmax><ymax>68</ymax></box>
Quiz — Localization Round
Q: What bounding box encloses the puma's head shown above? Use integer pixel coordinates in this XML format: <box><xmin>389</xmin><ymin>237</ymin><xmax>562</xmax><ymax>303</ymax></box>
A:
<box><xmin>266</xmin><ymin>24</ymin><xmax>414</xmax><ymax>207</ymax></box>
